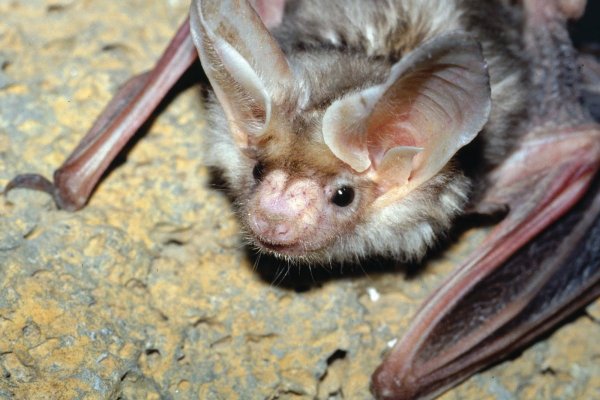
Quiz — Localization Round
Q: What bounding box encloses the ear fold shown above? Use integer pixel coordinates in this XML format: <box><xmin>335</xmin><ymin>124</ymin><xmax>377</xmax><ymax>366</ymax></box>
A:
<box><xmin>189</xmin><ymin>0</ymin><xmax>292</xmax><ymax>148</ymax></box>
<box><xmin>323</xmin><ymin>32</ymin><xmax>491</xmax><ymax>192</ymax></box>
<box><xmin>249</xmin><ymin>0</ymin><xmax>287</xmax><ymax>29</ymax></box>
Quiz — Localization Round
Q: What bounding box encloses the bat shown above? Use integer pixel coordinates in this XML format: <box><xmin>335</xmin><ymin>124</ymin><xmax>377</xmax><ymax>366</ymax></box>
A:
<box><xmin>4</xmin><ymin>0</ymin><xmax>599</xmax><ymax>399</ymax></box>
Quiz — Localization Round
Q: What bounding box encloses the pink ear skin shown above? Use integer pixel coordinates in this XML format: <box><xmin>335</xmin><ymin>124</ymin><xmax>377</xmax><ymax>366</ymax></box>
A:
<box><xmin>322</xmin><ymin>32</ymin><xmax>491</xmax><ymax>198</ymax></box>
<box><xmin>189</xmin><ymin>0</ymin><xmax>293</xmax><ymax>151</ymax></box>
<box><xmin>374</xmin><ymin>146</ymin><xmax>423</xmax><ymax>192</ymax></box>
<box><xmin>249</xmin><ymin>0</ymin><xmax>287</xmax><ymax>29</ymax></box>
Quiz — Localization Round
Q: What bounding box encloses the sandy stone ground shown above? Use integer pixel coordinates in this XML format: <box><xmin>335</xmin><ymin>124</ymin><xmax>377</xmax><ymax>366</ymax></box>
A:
<box><xmin>0</xmin><ymin>1</ymin><xmax>598</xmax><ymax>399</ymax></box>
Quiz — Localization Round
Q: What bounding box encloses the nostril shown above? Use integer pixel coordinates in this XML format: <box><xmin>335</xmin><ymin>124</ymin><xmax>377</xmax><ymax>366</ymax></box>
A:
<box><xmin>250</xmin><ymin>214</ymin><xmax>295</xmax><ymax>243</ymax></box>
<box><xmin>251</xmin><ymin>214</ymin><xmax>269</xmax><ymax>233</ymax></box>
<box><xmin>275</xmin><ymin>224</ymin><xmax>289</xmax><ymax>237</ymax></box>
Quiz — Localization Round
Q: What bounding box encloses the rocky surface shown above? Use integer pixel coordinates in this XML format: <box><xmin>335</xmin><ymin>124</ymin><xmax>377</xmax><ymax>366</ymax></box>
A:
<box><xmin>0</xmin><ymin>1</ymin><xmax>598</xmax><ymax>399</ymax></box>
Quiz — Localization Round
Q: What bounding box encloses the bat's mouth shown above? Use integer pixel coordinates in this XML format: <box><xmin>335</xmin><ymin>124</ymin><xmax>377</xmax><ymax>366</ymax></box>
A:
<box><xmin>244</xmin><ymin>219</ymin><xmax>333</xmax><ymax>260</ymax></box>
<box><xmin>256</xmin><ymin>238</ymin><xmax>291</xmax><ymax>252</ymax></box>
<box><xmin>255</xmin><ymin>238</ymin><xmax>302</xmax><ymax>254</ymax></box>
<box><xmin>253</xmin><ymin>237</ymin><xmax>323</xmax><ymax>258</ymax></box>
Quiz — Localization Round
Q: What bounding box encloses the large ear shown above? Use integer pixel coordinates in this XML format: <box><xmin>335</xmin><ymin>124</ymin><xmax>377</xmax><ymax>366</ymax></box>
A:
<box><xmin>323</xmin><ymin>32</ymin><xmax>491</xmax><ymax>192</ymax></box>
<box><xmin>189</xmin><ymin>0</ymin><xmax>292</xmax><ymax>148</ymax></box>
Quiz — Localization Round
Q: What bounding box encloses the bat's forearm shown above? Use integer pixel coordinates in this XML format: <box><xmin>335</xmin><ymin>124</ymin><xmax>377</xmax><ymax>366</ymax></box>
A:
<box><xmin>372</xmin><ymin>171</ymin><xmax>600</xmax><ymax>399</ymax></box>
<box><xmin>4</xmin><ymin>19</ymin><xmax>198</xmax><ymax>211</ymax></box>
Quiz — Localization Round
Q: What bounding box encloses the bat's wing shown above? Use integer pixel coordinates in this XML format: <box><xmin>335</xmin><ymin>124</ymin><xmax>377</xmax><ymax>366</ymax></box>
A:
<box><xmin>371</xmin><ymin>1</ymin><xmax>600</xmax><ymax>399</ymax></box>
<box><xmin>372</xmin><ymin>129</ymin><xmax>600</xmax><ymax>400</ymax></box>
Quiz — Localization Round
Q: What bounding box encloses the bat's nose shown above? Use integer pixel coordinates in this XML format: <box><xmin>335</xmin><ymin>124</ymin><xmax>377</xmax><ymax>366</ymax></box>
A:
<box><xmin>250</xmin><ymin>170</ymin><xmax>323</xmax><ymax>245</ymax></box>
<box><xmin>250</xmin><ymin>214</ymin><xmax>295</xmax><ymax>243</ymax></box>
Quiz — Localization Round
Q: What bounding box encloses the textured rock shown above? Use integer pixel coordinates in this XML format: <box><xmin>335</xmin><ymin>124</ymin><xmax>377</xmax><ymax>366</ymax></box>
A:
<box><xmin>0</xmin><ymin>1</ymin><xmax>598</xmax><ymax>399</ymax></box>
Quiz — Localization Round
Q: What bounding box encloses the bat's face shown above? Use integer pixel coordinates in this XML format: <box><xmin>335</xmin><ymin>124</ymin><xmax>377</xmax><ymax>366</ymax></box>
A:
<box><xmin>226</xmin><ymin>107</ymin><xmax>380</xmax><ymax>262</ymax></box>
<box><xmin>190</xmin><ymin>0</ymin><xmax>492</xmax><ymax>262</ymax></box>
<box><xmin>241</xmin><ymin>152</ymin><xmax>373</xmax><ymax>261</ymax></box>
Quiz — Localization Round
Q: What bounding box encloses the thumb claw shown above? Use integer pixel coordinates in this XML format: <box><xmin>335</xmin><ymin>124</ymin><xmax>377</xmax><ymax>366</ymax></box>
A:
<box><xmin>3</xmin><ymin>174</ymin><xmax>59</xmax><ymax>206</ymax></box>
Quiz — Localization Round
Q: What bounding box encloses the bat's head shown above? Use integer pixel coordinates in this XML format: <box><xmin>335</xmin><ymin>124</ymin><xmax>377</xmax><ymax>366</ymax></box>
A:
<box><xmin>190</xmin><ymin>0</ymin><xmax>491</xmax><ymax>263</ymax></box>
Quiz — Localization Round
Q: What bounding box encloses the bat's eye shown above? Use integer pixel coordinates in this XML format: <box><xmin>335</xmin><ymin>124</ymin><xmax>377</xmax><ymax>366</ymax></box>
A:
<box><xmin>252</xmin><ymin>162</ymin><xmax>265</xmax><ymax>181</ymax></box>
<box><xmin>331</xmin><ymin>186</ymin><xmax>355</xmax><ymax>207</ymax></box>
